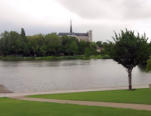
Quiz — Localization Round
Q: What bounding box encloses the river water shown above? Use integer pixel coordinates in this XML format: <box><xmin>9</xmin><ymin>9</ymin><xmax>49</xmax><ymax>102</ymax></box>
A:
<box><xmin>0</xmin><ymin>59</ymin><xmax>151</xmax><ymax>93</ymax></box>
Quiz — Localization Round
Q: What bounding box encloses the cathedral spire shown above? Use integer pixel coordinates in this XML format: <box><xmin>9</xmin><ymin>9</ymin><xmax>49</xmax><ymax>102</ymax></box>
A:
<box><xmin>70</xmin><ymin>19</ymin><xmax>72</xmax><ymax>33</ymax></box>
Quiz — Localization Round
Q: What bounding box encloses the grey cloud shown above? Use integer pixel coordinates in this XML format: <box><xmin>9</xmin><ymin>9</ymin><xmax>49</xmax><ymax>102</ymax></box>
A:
<box><xmin>56</xmin><ymin>0</ymin><xmax>120</xmax><ymax>19</ymax></box>
<box><xmin>123</xmin><ymin>0</ymin><xmax>151</xmax><ymax>19</ymax></box>
<box><xmin>0</xmin><ymin>1</ymin><xmax>33</xmax><ymax>24</ymax></box>
<box><xmin>56</xmin><ymin>0</ymin><xmax>151</xmax><ymax>20</ymax></box>
<box><xmin>0</xmin><ymin>0</ymin><xmax>151</xmax><ymax>42</ymax></box>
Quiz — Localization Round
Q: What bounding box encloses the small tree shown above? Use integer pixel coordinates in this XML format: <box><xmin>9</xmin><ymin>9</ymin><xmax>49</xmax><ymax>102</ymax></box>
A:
<box><xmin>110</xmin><ymin>29</ymin><xmax>150</xmax><ymax>90</ymax></box>
<box><xmin>21</xmin><ymin>28</ymin><xmax>26</xmax><ymax>37</ymax></box>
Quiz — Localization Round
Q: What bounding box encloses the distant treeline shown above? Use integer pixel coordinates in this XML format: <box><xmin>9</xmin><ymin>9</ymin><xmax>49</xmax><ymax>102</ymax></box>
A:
<box><xmin>0</xmin><ymin>28</ymin><xmax>108</xmax><ymax>57</ymax></box>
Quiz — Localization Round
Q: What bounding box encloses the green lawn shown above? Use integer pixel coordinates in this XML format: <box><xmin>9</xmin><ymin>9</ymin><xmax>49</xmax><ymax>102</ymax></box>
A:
<box><xmin>30</xmin><ymin>88</ymin><xmax>151</xmax><ymax>105</ymax></box>
<box><xmin>0</xmin><ymin>98</ymin><xmax>151</xmax><ymax>116</ymax></box>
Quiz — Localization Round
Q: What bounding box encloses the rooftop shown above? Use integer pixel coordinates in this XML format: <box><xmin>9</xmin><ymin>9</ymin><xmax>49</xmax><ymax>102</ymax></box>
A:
<box><xmin>58</xmin><ymin>32</ymin><xmax>88</xmax><ymax>36</ymax></box>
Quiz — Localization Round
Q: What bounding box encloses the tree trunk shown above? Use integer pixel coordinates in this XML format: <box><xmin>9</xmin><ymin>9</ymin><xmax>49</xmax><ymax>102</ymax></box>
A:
<box><xmin>128</xmin><ymin>68</ymin><xmax>132</xmax><ymax>90</ymax></box>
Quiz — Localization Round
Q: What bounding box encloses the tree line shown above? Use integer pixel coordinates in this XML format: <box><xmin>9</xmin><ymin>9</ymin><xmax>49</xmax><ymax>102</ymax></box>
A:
<box><xmin>0</xmin><ymin>28</ymin><xmax>102</xmax><ymax>57</ymax></box>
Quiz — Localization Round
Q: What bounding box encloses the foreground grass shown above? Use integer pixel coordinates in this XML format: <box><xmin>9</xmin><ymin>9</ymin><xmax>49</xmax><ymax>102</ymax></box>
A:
<box><xmin>30</xmin><ymin>88</ymin><xmax>151</xmax><ymax>105</ymax></box>
<box><xmin>0</xmin><ymin>55</ymin><xmax>110</xmax><ymax>61</ymax></box>
<box><xmin>0</xmin><ymin>98</ymin><xmax>151</xmax><ymax>116</ymax></box>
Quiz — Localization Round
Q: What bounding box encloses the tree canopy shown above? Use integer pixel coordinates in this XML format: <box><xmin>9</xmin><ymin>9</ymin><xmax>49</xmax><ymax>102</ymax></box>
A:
<box><xmin>0</xmin><ymin>29</ymin><xmax>97</xmax><ymax>57</ymax></box>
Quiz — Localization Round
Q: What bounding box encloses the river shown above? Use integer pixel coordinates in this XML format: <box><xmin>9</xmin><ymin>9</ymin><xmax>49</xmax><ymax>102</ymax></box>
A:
<box><xmin>0</xmin><ymin>59</ymin><xmax>151</xmax><ymax>93</ymax></box>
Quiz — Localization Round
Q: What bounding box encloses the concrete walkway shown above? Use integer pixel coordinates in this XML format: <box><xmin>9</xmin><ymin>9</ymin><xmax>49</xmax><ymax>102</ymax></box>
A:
<box><xmin>11</xmin><ymin>96</ymin><xmax>151</xmax><ymax>111</ymax></box>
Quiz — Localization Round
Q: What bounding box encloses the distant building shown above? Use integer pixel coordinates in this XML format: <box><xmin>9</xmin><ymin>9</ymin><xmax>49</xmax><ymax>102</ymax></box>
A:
<box><xmin>58</xmin><ymin>20</ymin><xmax>92</xmax><ymax>42</ymax></box>
<box><xmin>96</xmin><ymin>47</ymin><xmax>103</xmax><ymax>53</ymax></box>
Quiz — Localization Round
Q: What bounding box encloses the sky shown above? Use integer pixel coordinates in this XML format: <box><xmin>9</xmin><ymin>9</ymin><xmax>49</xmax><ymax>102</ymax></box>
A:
<box><xmin>0</xmin><ymin>0</ymin><xmax>151</xmax><ymax>42</ymax></box>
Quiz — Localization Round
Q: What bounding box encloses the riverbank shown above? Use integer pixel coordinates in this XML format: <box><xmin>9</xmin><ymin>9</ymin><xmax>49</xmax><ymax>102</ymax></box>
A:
<box><xmin>0</xmin><ymin>85</ymin><xmax>148</xmax><ymax>98</ymax></box>
<box><xmin>0</xmin><ymin>85</ymin><xmax>12</xmax><ymax>93</ymax></box>
<box><xmin>0</xmin><ymin>55</ymin><xmax>111</xmax><ymax>61</ymax></box>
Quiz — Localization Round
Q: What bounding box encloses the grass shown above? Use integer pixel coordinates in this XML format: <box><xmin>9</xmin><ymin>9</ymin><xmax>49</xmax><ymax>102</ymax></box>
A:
<box><xmin>30</xmin><ymin>88</ymin><xmax>151</xmax><ymax>105</ymax></box>
<box><xmin>0</xmin><ymin>55</ymin><xmax>110</xmax><ymax>61</ymax></box>
<box><xmin>0</xmin><ymin>98</ymin><xmax>151</xmax><ymax>116</ymax></box>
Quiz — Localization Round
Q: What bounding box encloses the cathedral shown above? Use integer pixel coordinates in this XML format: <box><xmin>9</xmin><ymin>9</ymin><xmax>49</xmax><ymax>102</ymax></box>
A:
<box><xmin>58</xmin><ymin>20</ymin><xmax>92</xmax><ymax>42</ymax></box>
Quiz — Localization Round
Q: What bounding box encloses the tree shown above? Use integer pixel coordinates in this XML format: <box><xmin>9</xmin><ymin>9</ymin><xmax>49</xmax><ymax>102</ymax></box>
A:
<box><xmin>146</xmin><ymin>57</ymin><xmax>151</xmax><ymax>71</ymax></box>
<box><xmin>0</xmin><ymin>31</ymin><xmax>21</xmax><ymax>55</ymax></box>
<box><xmin>45</xmin><ymin>33</ymin><xmax>62</xmax><ymax>56</ymax></box>
<box><xmin>21</xmin><ymin>28</ymin><xmax>26</xmax><ymax>37</ymax></box>
<box><xmin>96</xmin><ymin>41</ymin><xmax>103</xmax><ymax>47</ymax></box>
<box><xmin>61</xmin><ymin>36</ymin><xmax>78</xmax><ymax>55</ymax></box>
<box><xmin>0</xmin><ymin>31</ymin><xmax>10</xmax><ymax>55</ymax></box>
<box><xmin>27</xmin><ymin>34</ymin><xmax>45</xmax><ymax>56</ymax></box>
<box><xmin>89</xmin><ymin>42</ymin><xmax>97</xmax><ymax>55</ymax></box>
<box><xmin>19</xmin><ymin>28</ymin><xmax>27</xmax><ymax>56</ymax></box>
<box><xmin>78</xmin><ymin>41</ymin><xmax>88</xmax><ymax>55</ymax></box>
<box><xmin>84</xmin><ymin>47</ymin><xmax>91</xmax><ymax>56</ymax></box>
<box><xmin>68</xmin><ymin>41</ymin><xmax>78</xmax><ymax>55</ymax></box>
<box><xmin>110</xmin><ymin>29</ymin><xmax>150</xmax><ymax>90</ymax></box>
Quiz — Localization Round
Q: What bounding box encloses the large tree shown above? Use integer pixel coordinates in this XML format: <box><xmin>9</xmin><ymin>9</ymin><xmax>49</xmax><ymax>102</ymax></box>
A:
<box><xmin>110</xmin><ymin>29</ymin><xmax>150</xmax><ymax>90</ymax></box>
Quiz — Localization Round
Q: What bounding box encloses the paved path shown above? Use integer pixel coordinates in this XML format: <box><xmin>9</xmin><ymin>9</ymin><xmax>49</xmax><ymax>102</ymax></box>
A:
<box><xmin>11</xmin><ymin>96</ymin><xmax>151</xmax><ymax>111</ymax></box>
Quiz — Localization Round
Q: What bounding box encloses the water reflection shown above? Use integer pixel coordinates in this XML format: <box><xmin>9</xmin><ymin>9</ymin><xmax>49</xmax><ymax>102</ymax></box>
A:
<box><xmin>137</xmin><ymin>65</ymin><xmax>147</xmax><ymax>72</ymax></box>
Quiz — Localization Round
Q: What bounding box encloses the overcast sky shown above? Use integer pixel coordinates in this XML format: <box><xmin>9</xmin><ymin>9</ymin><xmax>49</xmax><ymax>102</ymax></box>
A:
<box><xmin>0</xmin><ymin>0</ymin><xmax>151</xmax><ymax>41</ymax></box>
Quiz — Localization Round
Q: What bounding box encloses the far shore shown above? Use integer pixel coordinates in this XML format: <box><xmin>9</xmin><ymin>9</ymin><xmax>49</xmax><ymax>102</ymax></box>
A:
<box><xmin>0</xmin><ymin>55</ymin><xmax>111</xmax><ymax>61</ymax></box>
